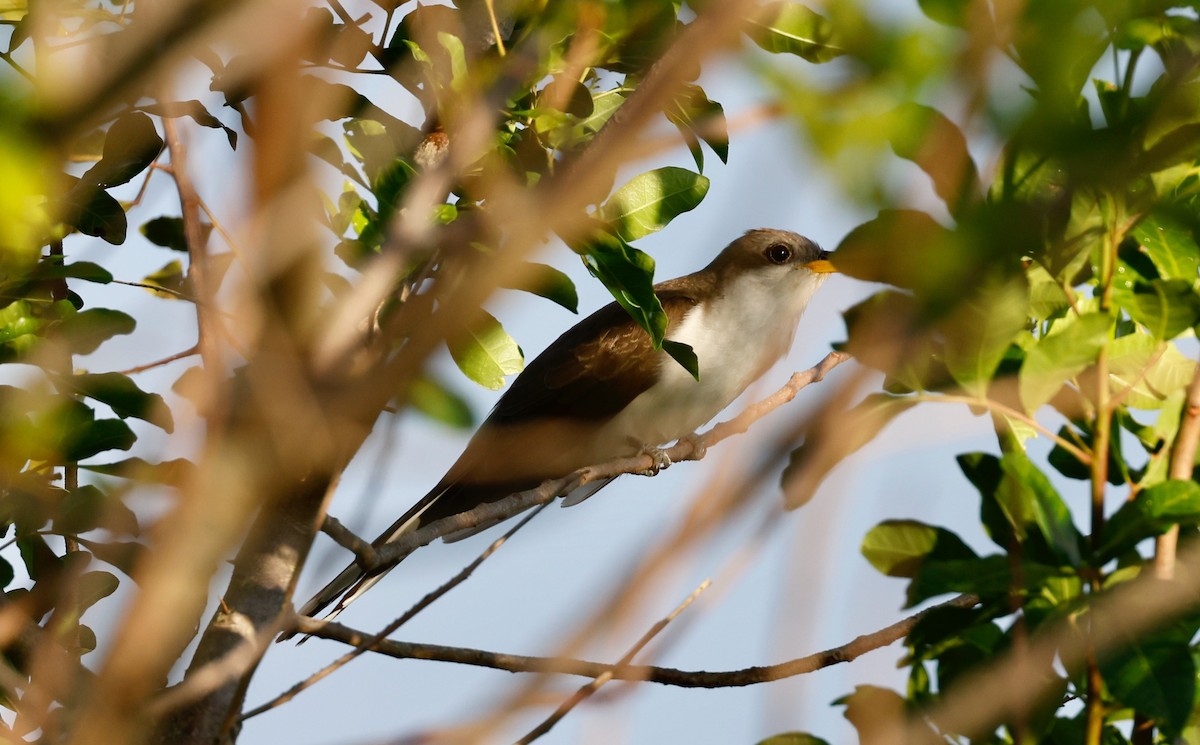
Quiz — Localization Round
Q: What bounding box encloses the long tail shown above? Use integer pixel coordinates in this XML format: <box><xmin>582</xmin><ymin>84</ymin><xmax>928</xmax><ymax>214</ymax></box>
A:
<box><xmin>284</xmin><ymin>488</ymin><xmax>445</xmax><ymax>641</ymax></box>
<box><xmin>287</xmin><ymin>475</ymin><xmax>617</xmax><ymax>641</ymax></box>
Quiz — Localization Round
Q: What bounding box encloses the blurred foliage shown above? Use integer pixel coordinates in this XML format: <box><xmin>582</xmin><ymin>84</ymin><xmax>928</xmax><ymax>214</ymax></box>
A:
<box><xmin>777</xmin><ymin>1</ymin><xmax>1200</xmax><ymax>744</ymax></box>
<box><xmin>0</xmin><ymin>0</ymin><xmax>1196</xmax><ymax>743</ymax></box>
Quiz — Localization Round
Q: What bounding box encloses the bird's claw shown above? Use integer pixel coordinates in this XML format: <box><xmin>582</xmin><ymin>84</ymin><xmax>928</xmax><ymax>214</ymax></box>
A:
<box><xmin>637</xmin><ymin>446</ymin><xmax>672</xmax><ymax>476</ymax></box>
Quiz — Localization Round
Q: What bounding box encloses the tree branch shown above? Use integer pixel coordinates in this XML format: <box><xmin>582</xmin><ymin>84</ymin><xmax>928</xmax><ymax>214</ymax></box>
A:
<box><xmin>241</xmin><ymin>504</ymin><xmax>550</xmax><ymax>720</ymax></box>
<box><xmin>1154</xmin><ymin>365</ymin><xmax>1200</xmax><ymax>579</ymax></box>
<box><xmin>291</xmin><ymin>593</ymin><xmax>980</xmax><ymax>688</ymax></box>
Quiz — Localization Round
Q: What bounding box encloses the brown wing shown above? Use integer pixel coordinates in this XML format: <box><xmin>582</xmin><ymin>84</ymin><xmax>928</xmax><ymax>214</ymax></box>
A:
<box><xmin>487</xmin><ymin>287</ymin><xmax>704</xmax><ymax>425</ymax></box>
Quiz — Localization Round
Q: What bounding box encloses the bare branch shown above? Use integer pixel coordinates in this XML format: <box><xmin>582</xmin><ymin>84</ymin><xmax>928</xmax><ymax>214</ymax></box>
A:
<box><xmin>291</xmin><ymin>593</ymin><xmax>979</xmax><ymax>688</ymax></box>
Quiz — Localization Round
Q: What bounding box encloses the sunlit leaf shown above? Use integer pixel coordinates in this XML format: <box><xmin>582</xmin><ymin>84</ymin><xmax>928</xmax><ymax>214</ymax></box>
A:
<box><xmin>1018</xmin><ymin>312</ymin><xmax>1111</xmax><ymax>413</ymax></box>
<box><xmin>861</xmin><ymin>519</ymin><xmax>976</xmax><ymax>579</ymax></box>
<box><xmin>1108</xmin><ymin>335</ymin><xmax>1197</xmax><ymax>410</ymax></box>
<box><xmin>499</xmin><ymin>262</ymin><xmax>579</xmax><ymax>313</ymax></box>
<box><xmin>1132</xmin><ymin>212</ymin><xmax>1200</xmax><ymax>281</ymax></box>
<box><xmin>578</xmin><ymin>232</ymin><xmax>665</xmax><ymax>347</ymax></box>
<box><xmin>1099</xmin><ymin>480</ymin><xmax>1200</xmax><ymax>560</ymax></box>
<box><xmin>448</xmin><ymin>310</ymin><xmax>524</xmax><ymax>390</ymax></box>
<box><xmin>142</xmin><ymin>260</ymin><xmax>189</xmax><ymax>299</ymax></box>
<box><xmin>599</xmin><ymin>167</ymin><xmax>710</xmax><ymax>242</ymax></box>
<box><xmin>749</xmin><ymin>2</ymin><xmax>844</xmax><ymax>63</ymax></box>
<box><xmin>1115</xmin><ymin>279</ymin><xmax>1200</xmax><ymax>340</ymax></box>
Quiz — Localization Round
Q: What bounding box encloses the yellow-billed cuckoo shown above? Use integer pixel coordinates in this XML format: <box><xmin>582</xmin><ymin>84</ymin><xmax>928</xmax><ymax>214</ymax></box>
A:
<box><xmin>299</xmin><ymin>228</ymin><xmax>836</xmax><ymax>623</ymax></box>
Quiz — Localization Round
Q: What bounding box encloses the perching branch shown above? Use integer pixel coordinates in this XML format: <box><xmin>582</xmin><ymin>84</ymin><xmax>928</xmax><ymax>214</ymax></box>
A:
<box><xmin>293</xmin><ymin>350</ymin><xmax>852</xmax><ymax>633</ymax></box>
<box><xmin>290</xmin><ymin>593</ymin><xmax>980</xmax><ymax>688</ymax></box>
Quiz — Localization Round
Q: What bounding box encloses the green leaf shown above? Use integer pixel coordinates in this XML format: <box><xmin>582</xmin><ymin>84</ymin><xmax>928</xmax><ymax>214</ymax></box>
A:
<box><xmin>958</xmin><ymin>452</ymin><xmax>1014</xmax><ymax>549</ymax></box>
<box><xmin>1019</xmin><ymin>312</ymin><xmax>1111</xmax><ymax>413</ymax></box>
<box><xmin>861</xmin><ymin>519</ymin><xmax>977</xmax><ymax>579</ymax></box>
<box><xmin>58</xmin><ymin>484</ymin><xmax>139</xmax><ymax>536</ymax></box>
<box><xmin>1133</xmin><ymin>212</ymin><xmax>1200</xmax><ymax>281</ymax></box>
<box><xmin>0</xmin><ymin>299</ymin><xmax>45</xmax><ymax>360</ymax></box>
<box><xmin>997</xmin><ymin>449</ymin><xmax>1082</xmax><ymax>566</ymax></box>
<box><xmin>665</xmin><ymin>84</ymin><xmax>729</xmax><ymax>171</ymax></box>
<box><xmin>82</xmin><ymin>112</ymin><xmax>163</xmax><ymax>188</ymax></box>
<box><xmin>407</xmin><ymin>376</ymin><xmax>474</xmax><ymax>429</ymax></box>
<box><xmin>940</xmin><ymin>275</ymin><xmax>1027</xmax><ymax>397</ymax></box>
<box><xmin>887</xmin><ymin>103</ymin><xmax>982</xmax><ymax>220</ymax></box>
<box><xmin>499</xmin><ymin>262</ymin><xmax>579</xmax><ymax>313</ymax></box>
<box><xmin>80</xmin><ymin>457</ymin><xmax>195</xmax><ymax>487</ymax></box>
<box><xmin>1099</xmin><ymin>480</ymin><xmax>1200</xmax><ymax>560</ymax></box>
<box><xmin>69</xmin><ymin>185</ymin><xmax>127</xmax><ymax>245</ymax></box>
<box><xmin>909</xmin><ymin>555</ymin><xmax>1071</xmax><ymax>607</ymax></box>
<box><xmin>33</xmin><ymin>259</ymin><xmax>113</xmax><ymax>284</ymax></box>
<box><xmin>61</xmin><ymin>418</ymin><xmax>137</xmax><ymax>461</ymax></box>
<box><xmin>55</xmin><ymin>308</ymin><xmax>136</xmax><ymax>355</ymax></box>
<box><xmin>578</xmin><ymin>232</ymin><xmax>665</xmax><ymax>347</ymax></box>
<box><xmin>599</xmin><ymin>167</ymin><xmax>709</xmax><ymax>242</ymax></box>
<box><xmin>140</xmin><ymin>216</ymin><xmax>189</xmax><ymax>251</ymax></box>
<box><xmin>142</xmin><ymin>259</ymin><xmax>189</xmax><ymax>299</ymax></box>
<box><xmin>59</xmin><ymin>372</ymin><xmax>174</xmax><ymax>432</ymax></box>
<box><xmin>76</xmin><ymin>570</ymin><xmax>119</xmax><ymax>613</ymax></box>
<box><xmin>1101</xmin><ymin>638</ymin><xmax>1195</xmax><ymax>740</ymax></box>
<box><xmin>917</xmin><ymin>0</ymin><xmax>970</xmax><ymax>26</ymax></box>
<box><xmin>833</xmin><ymin>210</ymin><xmax>958</xmax><ymax>292</ymax></box>
<box><xmin>748</xmin><ymin>2</ymin><xmax>844</xmax><ymax>62</ymax></box>
<box><xmin>137</xmin><ymin>100</ymin><xmax>237</xmax><ymax>149</ymax></box>
<box><xmin>1108</xmin><ymin>334</ymin><xmax>1197</xmax><ymax>410</ymax></box>
<box><xmin>1115</xmin><ymin>279</ymin><xmax>1200</xmax><ymax>340</ymax></box>
<box><xmin>662</xmin><ymin>340</ymin><xmax>699</xmax><ymax>381</ymax></box>
<box><xmin>448</xmin><ymin>311</ymin><xmax>524</xmax><ymax>391</ymax></box>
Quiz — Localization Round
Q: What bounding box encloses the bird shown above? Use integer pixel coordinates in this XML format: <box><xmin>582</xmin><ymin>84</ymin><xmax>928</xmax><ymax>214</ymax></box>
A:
<box><xmin>297</xmin><ymin>228</ymin><xmax>836</xmax><ymax>626</ymax></box>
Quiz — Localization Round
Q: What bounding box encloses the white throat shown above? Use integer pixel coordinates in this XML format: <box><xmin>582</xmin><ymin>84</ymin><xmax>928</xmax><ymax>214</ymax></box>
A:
<box><xmin>597</xmin><ymin>267</ymin><xmax>827</xmax><ymax>452</ymax></box>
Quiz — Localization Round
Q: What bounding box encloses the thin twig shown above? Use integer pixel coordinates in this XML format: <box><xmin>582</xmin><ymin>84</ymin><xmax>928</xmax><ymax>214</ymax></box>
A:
<box><xmin>110</xmin><ymin>279</ymin><xmax>192</xmax><ymax>300</ymax></box>
<box><xmin>922</xmin><ymin>393</ymin><xmax>1093</xmax><ymax>466</ymax></box>
<box><xmin>483</xmin><ymin>0</ymin><xmax>506</xmax><ymax>56</ymax></box>
<box><xmin>516</xmin><ymin>580</ymin><xmax>712</xmax><ymax>744</ymax></box>
<box><xmin>114</xmin><ymin>346</ymin><xmax>198</xmax><ymax>375</ymax></box>
<box><xmin>292</xmin><ymin>593</ymin><xmax>980</xmax><ymax>688</ymax></box>
<box><xmin>160</xmin><ymin>113</ymin><xmax>219</xmax><ymax>372</ymax></box>
<box><xmin>241</xmin><ymin>505</ymin><xmax>549</xmax><ymax>720</ymax></box>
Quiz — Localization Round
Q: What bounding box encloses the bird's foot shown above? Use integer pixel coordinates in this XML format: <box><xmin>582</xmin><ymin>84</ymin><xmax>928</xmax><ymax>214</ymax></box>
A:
<box><xmin>636</xmin><ymin>445</ymin><xmax>672</xmax><ymax>476</ymax></box>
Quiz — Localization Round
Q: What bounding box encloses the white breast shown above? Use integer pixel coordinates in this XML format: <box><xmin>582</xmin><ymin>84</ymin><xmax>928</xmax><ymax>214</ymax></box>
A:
<box><xmin>593</xmin><ymin>267</ymin><xmax>825</xmax><ymax>454</ymax></box>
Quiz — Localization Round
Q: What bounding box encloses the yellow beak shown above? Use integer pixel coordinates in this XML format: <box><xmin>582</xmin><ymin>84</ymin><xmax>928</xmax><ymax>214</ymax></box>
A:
<box><xmin>804</xmin><ymin>258</ymin><xmax>838</xmax><ymax>274</ymax></box>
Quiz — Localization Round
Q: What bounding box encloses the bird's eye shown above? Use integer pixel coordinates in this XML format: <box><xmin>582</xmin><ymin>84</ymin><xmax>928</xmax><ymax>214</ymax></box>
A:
<box><xmin>765</xmin><ymin>244</ymin><xmax>792</xmax><ymax>264</ymax></box>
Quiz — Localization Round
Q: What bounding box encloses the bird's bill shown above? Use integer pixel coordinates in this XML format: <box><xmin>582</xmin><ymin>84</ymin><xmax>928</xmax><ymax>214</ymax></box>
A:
<box><xmin>804</xmin><ymin>258</ymin><xmax>838</xmax><ymax>274</ymax></box>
